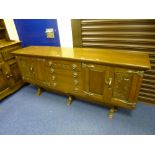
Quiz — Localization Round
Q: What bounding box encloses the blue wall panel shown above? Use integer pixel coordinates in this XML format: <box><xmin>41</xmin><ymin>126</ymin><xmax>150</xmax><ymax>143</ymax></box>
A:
<box><xmin>14</xmin><ymin>19</ymin><xmax>60</xmax><ymax>47</ymax></box>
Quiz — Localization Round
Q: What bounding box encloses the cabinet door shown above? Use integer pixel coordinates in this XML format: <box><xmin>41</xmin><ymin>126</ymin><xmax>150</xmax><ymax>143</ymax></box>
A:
<box><xmin>17</xmin><ymin>56</ymin><xmax>36</xmax><ymax>84</ymax></box>
<box><xmin>34</xmin><ymin>58</ymin><xmax>51</xmax><ymax>87</ymax></box>
<box><xmin>108</xmin><ymin>68</ymin><xmax>143</xmax><ymax>108</ymax></box>
<box><xmin>0</xmin><ymin>53</ymin><xmax>3</xmax><ymax>62</ymax></box>
<box><xmin>9</xmin><ymin>61</ymin><xmax>22</xmax><ymax>84</ymax></box>
<box><xmin>0</xmin><ymin>63</ymin><xmax>10</xmax><ymax>94</ymax></box>
<box><xmin>1</xmin><ymin>62</ymin><xmax>16</xmax><ymax>87</ymax></box>
<box><xmin>0</xmin><ymin>61</ymin><xmax>18</xmax><ymax>99</ymax></box>
<box><xmin>82</xmin><ymin>63</ymin><xmax>109</xmax><ymax>102</ymax></box>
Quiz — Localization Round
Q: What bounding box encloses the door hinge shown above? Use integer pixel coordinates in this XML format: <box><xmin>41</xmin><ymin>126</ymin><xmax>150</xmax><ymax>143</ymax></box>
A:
<box><xmin>127</xmin><ymin>70</ymin><xmax>144</xmax><ymax>77</ymax></box>
<box><xmin>82</xmin><ymin>63</ymin><xmax>87</xmax><ymax>68</ymax></box>
<box><xmin>137</xmin><ymin>71</ymin><xmax>144</xmax><ymax>77</ymax></box>
<box><xmin>82</xmin><ymin>63</ymin><xmax>95</xmax><ymax>68</ymax></box>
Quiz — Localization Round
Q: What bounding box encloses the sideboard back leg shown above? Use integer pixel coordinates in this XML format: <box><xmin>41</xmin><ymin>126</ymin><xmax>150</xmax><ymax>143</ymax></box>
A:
<box><xmin>108</xmin><ymin>107</ymin><xmax>118</xmax><ymax>119</ymax></box>
<box><xmin>36</xmin><ymin>87</ymin><xmax>43</xmax><ymax>96</ymax></box>
<box><xmin>67</xmin><ymin>96</ymin><xmax>73</xmax><ymax>106</ymax></box>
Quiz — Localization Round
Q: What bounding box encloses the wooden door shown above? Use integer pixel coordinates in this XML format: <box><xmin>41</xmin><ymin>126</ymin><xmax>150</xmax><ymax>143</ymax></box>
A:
<box><xmin>0</xmin><ymin>61</ymin><xmax>18</xmax><ymax>99</ymax></box>
<box><xmin>108</xmin><ymin>68</ymin><xmax>143</xmax><ymax>108</ymax></box>
<box><xmin>17</xmin><ymin>56</ymin><xmax>36</xmax><ymax>84</ymax></box>
<box><xmin>82</xmin><ymin>63</ymin><xmax>109</xmax><ymax>102</ymax></box>
<box><xmin>0</xmin><ymin>53</ymin><xmax>3</xmax><ymax>62</ymax></box>
<box><xmin>0</xmin><ymin>63</ymin><xmax>10</xmax><ymax>96</ymax></box>
<box><xmin>34</xmin><ymin>58</ymin><xmax>51</xmax><ymax>87</ymax></box>
<box><xmin>9</xmin><ymin>61</ymin><xmax>22</xmax><ymax>84</ymax></box>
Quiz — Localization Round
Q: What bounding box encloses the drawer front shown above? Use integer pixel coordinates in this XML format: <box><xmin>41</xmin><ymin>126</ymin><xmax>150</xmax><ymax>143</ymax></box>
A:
<box><xmin>1</xmin><ymin>44</ymin><xmax>21</xmax><ymax>61</ymax></box>
<box><xmin>47</xmin><ymin>59</ymin><xmax>81</xmax><ymax>71</ymax></box>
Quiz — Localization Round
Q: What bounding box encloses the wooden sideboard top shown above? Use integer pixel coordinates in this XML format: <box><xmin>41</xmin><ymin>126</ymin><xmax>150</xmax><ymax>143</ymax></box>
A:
<box><xmin>12</xmin><ymin>46</ymin><xmax>151</xmax><ymax>70</ymax></box>
<box><xmin>0</xmin><ymin>39</ymin><xmax>20</xmax><ymax>49</ymax></box>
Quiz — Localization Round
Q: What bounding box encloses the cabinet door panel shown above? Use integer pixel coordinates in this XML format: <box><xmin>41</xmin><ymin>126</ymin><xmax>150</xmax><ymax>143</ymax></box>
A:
<box><xmin>109</xmin><ymin>68</ymin><xmax>142</xmax><ymax>108</ymax></box>
<box><xmin>9</xmin><ymin>62</ymin><xmax>22</xmax><ymax>83</ymax></box>
<box><xmin>113</xmin><ymin>72</ymin><xmax>132</xmax><ymax>101</ymax></box>
<box><xmin>17</xmin><ymin>57</ymin><xmax>35</xmax><ymax>83</ymax></box>
<box><xmin>82</xmin><ymin>63</ymin><xmax>108</xmax><ymax>102</ymax></box>
<box><xmin>0</xmin><ymin>68</ymin><xmax>9</xmax><ymax>92</ymax></box>
<box><xmin>89</xmin><ymin>69</ymin><xmax>105</xmax><ymax>95</ymax></box>
<box><xmin>1</xmin><ymin>62</ymin><xmax>16</xmax><ymax>87</ymax></box>
<box><xmin>34</xmin><ymin>58</ymin><xmax>50</xmax><ymax>85</ymax></box>
<box><xmin>0</xmin><ymin>53</ymin><xmax>3</xmax><ymax>62</ymax></box>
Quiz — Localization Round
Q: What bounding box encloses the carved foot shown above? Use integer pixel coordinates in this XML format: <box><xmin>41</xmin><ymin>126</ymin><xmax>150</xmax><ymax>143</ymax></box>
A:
<box><xmin>67</xmin><ymin>96</ymin><xmax>73</xmax><ymax>106</ymax></box>
<box><xmin>36</xmin><ymin>87</ymin><xmax>42</xmax><ymax>96</ymax></box>
<box><xmin>108</xmin><ymin>107</ymin><xmax>117</xmax><ymax>119</ymax></box>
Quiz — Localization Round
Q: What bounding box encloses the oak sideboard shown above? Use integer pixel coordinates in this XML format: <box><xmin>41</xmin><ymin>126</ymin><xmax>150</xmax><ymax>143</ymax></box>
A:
<box><xmin>12</xmin><ymin>46</ymin><xmax>151</xmax><ymax>118</ymax></box>
<box><xmin>0</xmin><ymin>19</ymin><xmax>24</xmax><ymax>100</ymax></box>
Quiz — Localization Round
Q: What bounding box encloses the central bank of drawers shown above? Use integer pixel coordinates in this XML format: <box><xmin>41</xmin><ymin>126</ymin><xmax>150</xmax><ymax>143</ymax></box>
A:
<box><xmin>17</xmin><ymin>56</ymin><xmax>83</xmax><ymax>94</ymax></box>
<box><xmin>47</xmin><ymin>59</ymin><xmax>82</xmax><ymax>94</ymax></box>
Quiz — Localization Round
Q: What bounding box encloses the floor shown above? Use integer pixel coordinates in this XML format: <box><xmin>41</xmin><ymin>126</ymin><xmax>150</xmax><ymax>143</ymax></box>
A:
<box><xmin>0</xmin><ymin>85</ymin><xmax>155</xmax><ymax>135</ymax></box>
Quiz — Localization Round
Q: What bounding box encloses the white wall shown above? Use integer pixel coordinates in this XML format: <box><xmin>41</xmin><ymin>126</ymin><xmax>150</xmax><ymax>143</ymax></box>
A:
<box><xmin>4</xmin><ymin>19</ymin><xmax>19</xmax><ymax>41</ymax></box>
<box><xmin>57</xmin><ymin>19</ymin><xmax>73</xmax><ymax>47</ymax></box>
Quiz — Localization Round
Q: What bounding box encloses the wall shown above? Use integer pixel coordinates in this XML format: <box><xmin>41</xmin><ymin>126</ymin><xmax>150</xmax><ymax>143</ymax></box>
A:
<box><xmin>57</xmin><ymin>19</ymin><xmax>73</xmax><ymax>47</ymax></box>
<box><xmin>4</xmin><ymin>19</ymin><xmax>19</xmax><ymax>41</ymax></box>
<box><xmin>4</xmin><ymin>19</ymin><xmax>73</xmax><ymax>47</ymax></box>
<box><xmin>14</xmin><ymin>19</ymin><xmax>60</xmax><ymax>47</ymax></box>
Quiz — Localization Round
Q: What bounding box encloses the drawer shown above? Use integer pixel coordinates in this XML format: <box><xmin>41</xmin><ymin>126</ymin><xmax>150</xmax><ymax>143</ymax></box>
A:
<box><xmin>49</xmin><ymin>79</ymin><xmax>82</xmax><ymax>94</ymax></box>
<box><xmin>17</xmin><ymin>56</ymin><xmax>34</xmax><ymax>61</ymax></box>
<box><xmin>47</xmin><ymin>59</ymin><xmax>81</xmax><ymax>71</ymax></box>
<box><xmin>1</xmin><ymin>44</ymin><xmax>21</xmax><ymax>61</ymax></box>
<box><xmin>50</xmin><ymin>71</ymin><xmax>82</xmax><ymax>84</ymax></box>
<box><xmin>48</xmin><ymin>68</ymin><xmax>82</xmax><ymax>79</ymax></box>
<box><xmin>50</xmin><ymin>81</ymin><xmax>74</xmax><ymax>93</ymax></box>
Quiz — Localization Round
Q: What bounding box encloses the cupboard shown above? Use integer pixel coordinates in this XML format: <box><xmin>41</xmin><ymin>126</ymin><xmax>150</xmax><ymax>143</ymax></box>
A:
<box><xmin>0</xmin><ymin>19</ymin><xmax>24</xmax><ymax>100</ymax></box>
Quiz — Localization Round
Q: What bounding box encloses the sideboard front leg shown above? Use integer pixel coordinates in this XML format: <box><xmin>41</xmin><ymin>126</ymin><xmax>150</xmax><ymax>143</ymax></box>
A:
<box><xmin>108</xmin><ymin>107</ymin><xmax>118</xmax><ymax>119</ymax></box>
<box><xmin>36</xmin><ymin>87</ymin><xmax>43</xmax><ymax>96</ymax></box>
<box><xmin>67</xmin><ymin>96</ymin><xmax>73</xmax><ymax>106</ymax></box>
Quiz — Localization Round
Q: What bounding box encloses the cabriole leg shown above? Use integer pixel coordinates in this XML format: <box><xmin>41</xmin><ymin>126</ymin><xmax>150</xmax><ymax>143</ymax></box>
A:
<box><xmin>108</xmin><ymin>107</ymin><xmax>118</xmax><ymax>119</ymax></box>
<box><xmin>67</xmin><ymin>96</ymin><xmax>73</xmax><ymax>106</ymax></box>
<box><xmin>36</xmin><ymin>87</ymin><xmax>42</xmax><ymax>96</ymax></box>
